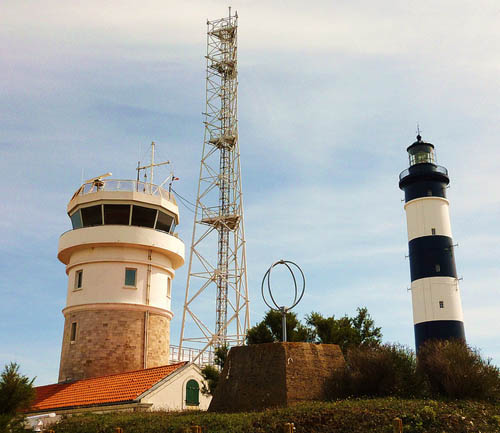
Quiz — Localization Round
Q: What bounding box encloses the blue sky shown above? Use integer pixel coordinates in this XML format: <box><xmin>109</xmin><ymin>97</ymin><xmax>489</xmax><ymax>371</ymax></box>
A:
<box><xmin>1</xmin><ymin>0</ymin><xmax>499</xmax><ymax>386</ymax></box>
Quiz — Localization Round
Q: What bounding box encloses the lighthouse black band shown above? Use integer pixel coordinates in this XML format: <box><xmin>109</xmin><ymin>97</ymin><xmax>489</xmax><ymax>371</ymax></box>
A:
<box><xmin>414</xmin><ymin>320</ymin><xmax>465</xmax><ymax>352</ymax></box>
<box><xmin>408</xmin><ymin>235</ymin><xmax>457</xmax><ymax>281</ymax></box>
<box><xmin>403</xmin><ymin>180</ymin><xmax>448</xmax><ymax>203</ymax></box>
<box><xmin>399</xmin><ymin>162</ymin><xmax>450</xmax><ymax>202</ymax></box>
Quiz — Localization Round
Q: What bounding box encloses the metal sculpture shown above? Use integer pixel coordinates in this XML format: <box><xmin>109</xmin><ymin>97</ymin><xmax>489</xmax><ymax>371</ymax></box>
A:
<box><xmin>261</xmin><ymin>260</ymin><xmax>305</xmax><ymax>342</ymax></box>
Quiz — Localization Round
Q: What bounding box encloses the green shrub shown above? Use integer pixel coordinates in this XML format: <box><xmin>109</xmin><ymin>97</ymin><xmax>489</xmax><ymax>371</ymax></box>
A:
<box><xmin>331</xmin><ymin>344</ymin><xmax>424</xmax><ymax>398</ymax></box>
<box><xmin>417</xmin><ymin>339</ymin><xmax>500</xmax><ymax>401</ymax></box>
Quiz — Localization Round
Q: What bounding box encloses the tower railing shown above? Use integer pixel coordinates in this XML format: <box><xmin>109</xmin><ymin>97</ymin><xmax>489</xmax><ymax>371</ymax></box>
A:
<box><xmin>71</xmin><ymin>179</ymin><xmax>176</xmax><ymax>204</ymax></box>
<box><xmin>399</xmin><ymin>165</ymin><xmax>448</xmax><ymax>182</ymax></box>
<box><xmin>169</xmin><ymin>345</ymin><xmax>214</xmax><ymax>367</ymax></box>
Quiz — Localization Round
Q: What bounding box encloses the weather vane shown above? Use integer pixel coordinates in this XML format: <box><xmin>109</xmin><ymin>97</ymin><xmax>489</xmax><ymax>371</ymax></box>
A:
<box><xmin>261</xmin><ymin>260</ymin><xmax>305</xmax><ymax>342</ymax></box>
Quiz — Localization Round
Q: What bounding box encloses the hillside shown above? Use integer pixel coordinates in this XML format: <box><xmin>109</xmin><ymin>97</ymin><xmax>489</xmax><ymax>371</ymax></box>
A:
<box><xmin>50</xmin><ymin>398</ymin><xmax>500</xmax><ymax>433</ymax></box>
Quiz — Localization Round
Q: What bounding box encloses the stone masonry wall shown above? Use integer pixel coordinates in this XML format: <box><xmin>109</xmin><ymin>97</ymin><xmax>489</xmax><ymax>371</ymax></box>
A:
<box><xmin>209</xmin><ymin>342</ymin><xmax>345</xmax><ymax>412</ymax></box>
<box><xmin>58</xmin><ymin>309</ymin><xmax>170</xmax><ymax>382</ymax></box>
<box><xmin>146</xmin><ymin>313</ymin><xmax>170</xmax><ymax>369</ymax></box>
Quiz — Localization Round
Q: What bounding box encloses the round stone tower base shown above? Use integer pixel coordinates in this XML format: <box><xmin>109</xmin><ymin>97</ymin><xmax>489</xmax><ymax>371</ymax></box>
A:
<box><xmin>208</xmin><ymin>342</ymin><xmax>345</xmax><ymax>412</ymax></box>
<box><xmin>58</xmin><ymin>308</ymin><xmax>170</xmax><ymax>382</ymax></box>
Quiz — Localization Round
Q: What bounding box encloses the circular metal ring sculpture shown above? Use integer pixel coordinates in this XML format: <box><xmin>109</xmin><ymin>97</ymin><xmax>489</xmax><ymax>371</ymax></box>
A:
<box><xmin>261</xmin><ymin>260</ymin><xmax>305</xmax><ymax>342</ymax></box>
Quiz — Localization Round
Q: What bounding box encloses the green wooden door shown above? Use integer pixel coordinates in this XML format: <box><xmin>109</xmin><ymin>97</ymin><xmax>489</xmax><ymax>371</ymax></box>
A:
<box><xmin>186</xmin><ymin>379</ymin><xmax>200</xmax><ymax>406</ymax></box>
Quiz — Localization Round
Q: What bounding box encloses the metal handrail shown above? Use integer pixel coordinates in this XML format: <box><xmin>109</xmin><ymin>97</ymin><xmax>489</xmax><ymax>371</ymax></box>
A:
<box><xmin>169</xmin><ymin>345</ymin><xmax>214</xmax><ymax>367</ymax></box>
<box><xmin>399</xmin><ymin>164</ymin><xmax>448</xmax><ymax>181</ymax></box>
<box><xmin>72</xmin><ymin>179</ymin><xmax>177</xmax><ymax>204</ymax></box>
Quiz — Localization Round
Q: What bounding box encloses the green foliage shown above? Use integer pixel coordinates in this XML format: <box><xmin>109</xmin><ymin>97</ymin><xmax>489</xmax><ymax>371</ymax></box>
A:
<box><xmin>0</xmin><ymin>362</ymin><xmax>35</xmax><ymax>432</ymax></box>
<box><xmin>245</xmin><ymin>322</ymin><xmax>274</xmax><ymax>345</ymax></box>
<box><xmin>246</xmin><ymin>310</ymin><xmax>314</xmax><ymax>344</ymax></box>
<box><xmin>332</xmin><ymin>340</ymin><xmax>500</xmax><ymax>402</ymax></box>
<box><xmin>306</xmin><ymin>307</ymin><xmax>382</xmax><ymax>352</ymax></box>
<box><xmin>332</xmin><ymin>344</ymin><xmax>423</xmax><ymax>398</ymax></box>
<box><xmin>213</xmin><ymin>346</ymin><xmax>228</xmax><ymax>370</ymax></box>
<box><xmin>201</xmin><ymin>345</ymin><xmax>229</xmax><ymax>396</ymax></box>
<box><xmin>246</xmin><ymin>307</ymin><xmax>381</xmax><ymax>349</ymax></box>
<box><xmin>49</xmin><ymin>399</ymin><xmax>500</xmax><ymax>433</ymax></box>
<box><xmin>200</xmin><ymin>365</ymin><xmax>219</xmax><ymax>396</ymax></box>
<box><xmin>417</xmin><ymin>339</ymin><xmax>500</xmax><ymax>401</ymax></box>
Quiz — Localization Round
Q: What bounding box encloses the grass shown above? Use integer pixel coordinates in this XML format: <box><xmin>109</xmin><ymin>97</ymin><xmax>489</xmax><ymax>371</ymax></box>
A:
<box><xmin>50</xmin><ymin>398</ymin><xmax>500</xmax><ymax>433</ymax></box>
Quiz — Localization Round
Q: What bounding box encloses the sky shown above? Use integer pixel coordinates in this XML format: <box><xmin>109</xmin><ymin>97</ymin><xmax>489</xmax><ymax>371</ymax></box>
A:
<box><xmin>1</xmin><ymin>0</ymin><xmax>499</xmax><ymax>386</ymax></box>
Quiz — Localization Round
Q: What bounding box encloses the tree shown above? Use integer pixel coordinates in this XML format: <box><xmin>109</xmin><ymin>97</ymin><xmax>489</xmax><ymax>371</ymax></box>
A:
<box><xmin>0</xmin><ymin>363</ymin><xmax>35</xmax><ymax>432</ymax></box>
<box><xmin>246</xmin><ymin>310</ymin><xmax>315</xmax><ymax>344</ymax></box>
<box><xmin>201</xmin><ymin>345</ymin><xmax>229</xmax><ymax>396</ymax></box>
<box><xmin>306</xmin><ymin>307</ymin><xmax>382</xmax><ymax>352</ymax></box>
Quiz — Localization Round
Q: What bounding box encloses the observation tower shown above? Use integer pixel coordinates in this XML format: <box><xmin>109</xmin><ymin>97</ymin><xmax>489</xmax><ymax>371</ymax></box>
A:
<box><xmin>399</xmin><ymin>134</ymin><xmax>465</xmax><ymax>351</ymax></box>
<box><xmin>57</xmin><ymin>173</ymin><xmax>184</xmax><ymax>382</ymax></box>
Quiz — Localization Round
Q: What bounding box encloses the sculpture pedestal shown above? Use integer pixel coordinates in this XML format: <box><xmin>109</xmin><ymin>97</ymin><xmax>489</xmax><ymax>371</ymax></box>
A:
<box><xmin>208</xmin><ymin>342</ymin><xmax>345</xmax><ymax>412</ymax></box>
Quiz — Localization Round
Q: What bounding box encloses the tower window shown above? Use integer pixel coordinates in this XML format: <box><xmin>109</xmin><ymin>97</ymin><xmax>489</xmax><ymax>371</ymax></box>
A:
<box><xmin>103</xmin><ymin>204</ymin><xmax>131</xmax><ymax>225</ymax></box>
<box><xmin>70</xmin><ymin>210</ymin><xmax>83</xmax><ymax>229</ymax></box>
<box><xmin>74</xmin><ymin>270</ymin><xmax>83</xmax><ymax>289</ymax></box>
<box><xmin>167</xmin><ymin>278</ymin><xmax>172</xmax><ymax>298</ymax></box>
<box><xmin>81</xmin><ymin>205</ymin><xmax>103</xmax><ymax>227</ymax></box>
<box><xmin>439</xmin><ymin>301</ymin><xmax>444</xmax><ymax>309</ymax></box>
<box><xmin>156</xmin><ymin>211</ymin><xmax>174</xmax><ymax>233</ymax></box>
<box><xmin>70</xmin><ymin>322</ymin><xmax>77</xmax><ymax>342</ymax></box>
<box><xmin>431</xmin><ymin>228</ymin><xmax>436</xmax><ymax>235</ymax></box>
<box><xmin>435</xmin><ymin>264</ymin><xmax>441</xmax><ymax>272</ymax></box>
<box><xmin>125</xmin><ymin>268</ymin><xmax>137</xmax><ymax>287</ymax></box>
<box><xmin>131</xmin><ymin>206</ymin><xmax>157</xmax><ymax>228</ymax></box>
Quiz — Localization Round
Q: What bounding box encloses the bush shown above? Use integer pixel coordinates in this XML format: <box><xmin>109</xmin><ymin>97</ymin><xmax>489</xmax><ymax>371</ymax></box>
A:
<box><xmin>331</xmin><ymin>344</ymin><xmax>423</xmax><ymax>398</ymax></box>
<box><xmin>417</xmin><ymin>339</ymin><xmax>500</xmax><ymax>401</ymax></box>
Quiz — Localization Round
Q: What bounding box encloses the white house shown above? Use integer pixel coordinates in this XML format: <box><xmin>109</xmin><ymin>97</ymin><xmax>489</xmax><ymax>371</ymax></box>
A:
<box><xmin>27</xmin><ymin>361</ymin><xmax>211</xmax><ymax>429</ymax></box>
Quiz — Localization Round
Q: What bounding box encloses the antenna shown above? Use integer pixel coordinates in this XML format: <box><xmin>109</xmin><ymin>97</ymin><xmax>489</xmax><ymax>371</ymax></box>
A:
<box><xmin>136</xmin><ymin>142</ymin><xmax>170</xmax><ymax>186</ymax></box>
<box><xmin>416</xmin><ymin>123</ymin><xmax>422</xmax><ymax>141</ymax></box>
<box><xmin>178</xmin><ymin>10</ymin><xmax>249</xmax><ymax>362</ymax></box>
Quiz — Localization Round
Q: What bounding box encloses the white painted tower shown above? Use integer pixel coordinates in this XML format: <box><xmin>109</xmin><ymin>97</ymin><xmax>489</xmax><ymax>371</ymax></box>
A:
<box><xmin>57</xmin><ymin>175</ymin><xmax>184</xmax><ymax>381</ymax></box>
<box><xmin>399</xmin><ymin>135</ymin><xmax>465</xmax><ymax>351</ymax></box>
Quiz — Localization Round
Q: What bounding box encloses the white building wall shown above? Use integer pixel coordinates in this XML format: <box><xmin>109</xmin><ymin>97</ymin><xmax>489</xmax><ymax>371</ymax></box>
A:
<box><xmin>65</xmin><ymin>245</ymin><xmax>174</xmax><ymax>311</ymax></box>
<box><xmin>142</xmin><ymin>365</ymin><xmax>211</xmax><ymax>411</ymax></box>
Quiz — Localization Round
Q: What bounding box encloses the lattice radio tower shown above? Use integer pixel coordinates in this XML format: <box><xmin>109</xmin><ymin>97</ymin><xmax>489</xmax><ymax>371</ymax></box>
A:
<box><xmin>178</xmin><ymin>9</ymin><xmax>249</xmax><ymax>360</ymax></box>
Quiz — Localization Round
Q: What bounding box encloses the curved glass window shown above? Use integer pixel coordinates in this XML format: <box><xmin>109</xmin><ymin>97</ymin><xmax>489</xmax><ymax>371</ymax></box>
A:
<box><xmin>408</xmin><ymin>144</ymin><xmax>436</xmax><ymax>166</ymax></box>
<box><xmin>72</xmin><ymin>204</ymin><xmax>176</xmax><ymax>233</ymax></box>
<box><xmin>70</xmin><ymin>210</ymin><xmax>83</xmax><ymax>229</ymax></box>
<box><xmin>104</xmin><ymin>204</ymin><xmax>131</xmax><ymax>225</ymax></box>
<box><xmin>131</xmin><ymin>205</ymin><xmax>157</xmax><ymax>228</ymax></box>
<box><xmin>185</xmin><ymin>379</ymin><xmax>200</xmax><ymax>406</ymax></box>
<box><xmin>81</xmin><ymin>205</ymin><xmax>102</xmax><ymax>227</ymax></box>
<box><xmin>156</xmin><ymin>211</ymin><xmax>174</xmax><ymax>233</ymax></box>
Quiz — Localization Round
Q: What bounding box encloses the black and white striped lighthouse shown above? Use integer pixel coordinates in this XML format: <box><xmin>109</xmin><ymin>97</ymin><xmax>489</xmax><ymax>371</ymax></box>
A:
<box><xmin>399</xmin><ymin>135</ymin><xmax>465</xmax><ymax>351</ymax></box>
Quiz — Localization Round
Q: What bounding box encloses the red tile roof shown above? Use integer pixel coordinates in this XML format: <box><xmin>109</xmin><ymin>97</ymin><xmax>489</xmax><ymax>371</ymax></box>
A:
<box><xmin>30</xmin><ymin>362</ymin><xmax>187</xmax><ymax>412</ymax></box>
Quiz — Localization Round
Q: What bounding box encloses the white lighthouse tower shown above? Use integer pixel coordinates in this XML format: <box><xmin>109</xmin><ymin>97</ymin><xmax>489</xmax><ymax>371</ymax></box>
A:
<box><xmin>399</xmin><ymin>134</ymin><xmax>465</xmax><ymax>351</ymax></box>
<box><xmin>57</xmin><ymin>167</ymin><xmax>184</xmax><ymax>382</ymax></box>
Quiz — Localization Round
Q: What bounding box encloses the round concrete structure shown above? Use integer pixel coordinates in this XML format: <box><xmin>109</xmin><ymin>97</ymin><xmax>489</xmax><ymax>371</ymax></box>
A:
<box><xmin>57</xmin><ymin>180</ymin><xmax>184</xmax><ymax>382</ymax></box>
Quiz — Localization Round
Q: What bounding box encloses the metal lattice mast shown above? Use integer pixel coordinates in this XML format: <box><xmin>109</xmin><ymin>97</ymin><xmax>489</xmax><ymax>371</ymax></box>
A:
<box><xmin>178</xmin><ymin>9</ymin><xmax>249</xmax><ymax>361</ymax></box>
